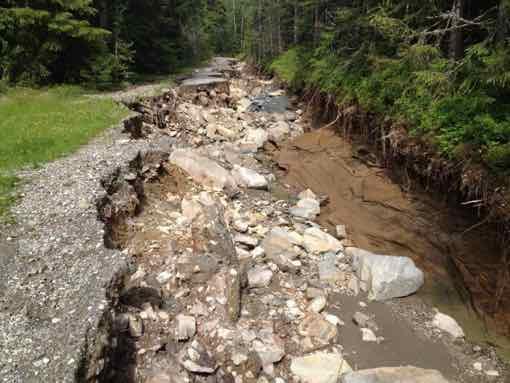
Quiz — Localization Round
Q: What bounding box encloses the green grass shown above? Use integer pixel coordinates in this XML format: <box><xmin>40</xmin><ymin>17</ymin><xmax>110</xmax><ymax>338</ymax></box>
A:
<box><xmin>0</xmin><ymin>85</ymin><xmax>130</xmax><ymax>217</ymax></box>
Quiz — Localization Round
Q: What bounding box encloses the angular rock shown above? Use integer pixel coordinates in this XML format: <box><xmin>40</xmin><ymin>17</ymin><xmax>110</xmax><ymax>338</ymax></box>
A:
<box><xmin>303</xmin><ymin>228</ymin><xmax>343</xmax><ymax>254</ymax></box>
<box><xmin>234</xmin><ymin>234</ymin><xmax>259</xmax><ymax>248</ymax></box>
<box><xmin>318</xmin><ymin>252</ymin><xmax>344</xmax><ymax>282</ymax></box>
<box><xmin>290</xmin><ymin>198</ymin><xmax>320</xmax><ymax>220</ymax></box>
<box><xmin>360</xmin><ymin>328</ymin><xmax>377</xmax><ymax>342</ymax></box>
<box><xmin>241</xmin><ymin>128</ymin><xmax>269</xmax><ymax>152</ymax></box>
<box><xmin>432</xmin><ymin>312</ymin><xmax>464</xmax><ymax>339</ymax></box>
<box><xmin>352</xmin><ymin>312</ymin><xmax>378</xmax><ymax>331</ymax></box>
<box><xmin>252</xmin><ymin>333</ymin><xmax>285</xmax><ymax>366</ymax></box>
<box><xmin>308</xmin><ymin>296</ymin><xmax>327</xmax><ymax>313</ymax></box>
<box><xmin>299</xmin><ymin>313</ymin><xmax>338</xmax><ymax>345</ymax></box>
<box><xmin>290</xmin><ymin>353</ymin><xmax>352</xmax><ymax>383</ymax></box>
<box><xmin>268</xmin><ymin>121</ymin><xmax>290</xmax><ymax>142</ymax></box>
<box><xmin>247</xmin><ymin>266</ymin><xmax>273</xmax><ymax>288</ymax></box>
<box><xmin>340</xmin><ymin>366</ymin><xmax>450</xmax><ymax>383</ymax></box>
<box><xmin>232</xmin><ymin>165</ymin><xmax>268</xmax><ymax>189</ymax></box>
<box><xmin>298</xmin><ymin>189</ymin><xmax>317</xmax><ymax>200</ymax></box>
<box><xmin>336</xmin><ymin>225</ymin><xmax>347</xmax><ymax>239</ymax></box>
<box><xmin>181</xmin><ymin>197</ymin><xmax>203</xmax><ymax>222</ymax></box>
<box><xmin>170</xmin><ymin>149</ymin><xmax>237</xmax><ymax>191</ymax></box>
<box><xmin>262</xmin><ymin>227</ymin><xmax>302</xmax><ymax>270</ymax></box>
<box><xmin>179</xmin><ymin>341</ymin><xmax>216</xmax><ymax>374</ymax></box>
<box><xmin>176</xmin><ymin>314</ymin><xmax>197</xmax><ymax>340</ymax></box>
<box><xmin>347</xmin><ymin>247</ymin><xmax>424</xmax><ymax>301</ymax></box>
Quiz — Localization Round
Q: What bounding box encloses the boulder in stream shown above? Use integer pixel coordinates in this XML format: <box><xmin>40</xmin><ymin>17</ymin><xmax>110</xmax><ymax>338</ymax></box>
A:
<box><xmin>346</xmin><ymin>247</ymin><xmax>424</xmax><ymax>301</ymax></box>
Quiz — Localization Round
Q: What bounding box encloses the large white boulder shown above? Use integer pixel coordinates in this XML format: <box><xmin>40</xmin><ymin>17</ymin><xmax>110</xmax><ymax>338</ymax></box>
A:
<box><xmin>340</xmin><ymin>366</ymin><xmax>449</xmax><ymax>383</ymax></box>
<box><xmin>346</xmin><ymin>247</ymin><xmax>424</xmax><ymax>301</ymax></box>
<box><xmin>303</xmin><ymin>227</ymin><xmax>344</xmax><ymax>254</ymax></box>
<box><xmin>170</xmin><ymin>149</ymin><xmax>237</xmax><ymax>191</ymax></box>
<box><xmin>290</xmin><ymin>352</ymin><xmax>352</xmax><ymax>383</ymax></box>
<box><xmin>231</xmin><ymin>165</ymin><xmax>268</xmax><ymax>189</ymax></box>
<box><xmin>432</xmin><ymin>312</ymin><xmax>465</xmax><ymax>338</ymax></box>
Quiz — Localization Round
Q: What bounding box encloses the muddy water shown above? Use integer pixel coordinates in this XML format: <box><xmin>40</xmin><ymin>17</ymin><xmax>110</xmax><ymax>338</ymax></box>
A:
<box><xmin>272</xmin><ymin>127</ymin><xmax>510</xmax><ymax>359</ymax></box>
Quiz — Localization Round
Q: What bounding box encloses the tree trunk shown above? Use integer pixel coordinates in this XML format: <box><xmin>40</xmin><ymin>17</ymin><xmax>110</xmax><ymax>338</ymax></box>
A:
<box><xmin>449</xmin><ymin>0</ymin><xmax>465</xmax><ymax>60</ymax></box>
<box><xmin>294</xmin><ymin>1</ymin><xmax>298</xmax><ymax>45</ymax></box>
<box><xmin>496</xmin><ymin>0</ymin><xmax>508</xmax><ymax>43</ymax></box>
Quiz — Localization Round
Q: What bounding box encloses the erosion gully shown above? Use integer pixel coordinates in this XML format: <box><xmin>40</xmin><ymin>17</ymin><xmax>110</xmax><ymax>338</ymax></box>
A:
<box><xmin>91</xmin><ymin>58</ymin><xmax>508</xmax><ymax>382</ymax></box>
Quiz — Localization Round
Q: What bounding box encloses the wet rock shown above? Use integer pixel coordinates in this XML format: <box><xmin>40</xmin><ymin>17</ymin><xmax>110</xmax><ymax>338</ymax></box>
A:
<box><xmin>303</xmin><ymin>228</ymin><xmax>343</xmax><ymax>254</ymax></box>
<box><xmin>432</xmin><ymin>312</ymin><xmax>464</xmax><ymax>339</ymax></box>
<box><xmin>247</xmin><ymin>266</ymin><xmax>273</xmax><ymax>288</ymax></box>
<box><xmin>290</xmin><ymin>198</ymin><xmax>320</xmax><ymax>220</ymax></box>
<box><xmin>308</xmin><ymin>296</ymin><xmax>327</xmax><ymax>313</ymax></box>
<box><xmin>347</xmin><ymin>247</ymin><xmax>424</xmax><ymax>301</ymax></box>
<box><xmin>176</xmin><ymin>314</ymin><xmax>197</xmax><ymax>340</ymax></box>
<box><xmin>180</xmin><ymin>340</ymin><xmax>217</xmax><ymax>374</ymax></box>
<box><xmin>290</xmin><ymin>352</ymin><xmax>352</xmax><ymax>383</ymax></box>
<box><xmin>340</xmin><ymin>366</ymin><xmax>449</xmax><ymax>383</ymax></box>
<box><xmin>232</xmin><ymin>165</ymin><xmax>268</xmax><ymax>189</ymax></box>
<box><xmin>170</xmin><ymin>149</ymin><xmax>237</xmax><ymax>192</ymax></box>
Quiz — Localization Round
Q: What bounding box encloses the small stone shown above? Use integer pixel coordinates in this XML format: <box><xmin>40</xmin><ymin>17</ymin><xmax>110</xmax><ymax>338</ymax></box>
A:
<box><xmin>251</xmin><ymin>246</ymin><xmax>265</xmax><ymax>258</ymax></box>
<box><xmin>308</xmin><ymin>296</ymin><xmax>327</xmax><ymax>313</ymax></box>
<box><xmin>473</xmin><ymin>362</ymin><xmax>482</xmax><ymax>371</ymax></box>
<box><xmin>306</xmin><ymin>287</ymin><xmax>326</xmax><ymax>299</ymax></box>
<box><xmin>232</xmin><ymin>353</ymin><xmax>248</xmax><ymax>366</ymax></box>
<box><xmin>247</xmin><ymin>267</ymin><xmax>273</xmax><ymax>288</ymax></box>
<box><xmin>235</xmin><ymin>234</ymin><xmax>259</xmax><ymax>248</ymax></box>
<box><xmin>176</xmin><ymin>314</ymin><xmax>197</xmax><ymax>340</ymax></box>
<box><xmin>335</xmin><ymin>225</ymin><xmax>347</xmax><ymax>239</ymax></box>
<box><xmin>128</xmin><ymin>315</ymin><xmax>144</xmax><ymax>338</ymax></box>
<box><xmin>352</xmin><ymin>312</ymin><xmax>378</xmax><ymax>331</ymax></box>
<box><xmin>360</xmin><ymin>328</ymin><xmax>377</xmax><ymax>342</ymax></box>
<box><xmin>485</xmin><ymin>370</ymin><xmax>499</xmax><ymax>377</ymax></box>
<box><xmin>324</xmin><ymin>314</ymin><xmax>343</xmax><ymax>326</ymax></box>
<box><xmin>233</xmin><ymin>220</ymin><xmax>249</xmax><ymax>233</ymax></box>
<box><xmin>156</xmin><ymin>271</ymin><xmax>172</xmax><ymax>284</ymax></box>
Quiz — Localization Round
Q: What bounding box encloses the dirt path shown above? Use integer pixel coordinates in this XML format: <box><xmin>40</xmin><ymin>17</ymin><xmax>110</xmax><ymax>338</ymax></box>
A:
<box><xmin>1</xmin><ymin>58</ymin><xmax>507</xmax><ymax>383</ymax></box>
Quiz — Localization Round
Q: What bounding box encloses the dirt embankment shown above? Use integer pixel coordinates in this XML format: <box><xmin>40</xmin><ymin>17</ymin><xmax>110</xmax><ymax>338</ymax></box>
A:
<box><xmin>270</xmin><ymin>92</ymin><xmax>510</xmax><ymax>347</ymax></box>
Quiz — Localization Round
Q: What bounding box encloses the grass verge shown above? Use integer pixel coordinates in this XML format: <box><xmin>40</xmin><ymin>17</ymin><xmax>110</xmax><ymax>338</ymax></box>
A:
<box><xmin>0</xmin><ymin>85</ymin><xmax>130</xmax><ymax>217</ymax></box>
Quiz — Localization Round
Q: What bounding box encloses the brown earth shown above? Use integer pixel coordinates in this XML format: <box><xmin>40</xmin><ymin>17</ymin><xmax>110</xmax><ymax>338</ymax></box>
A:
<box><xmin>272</xmin><ymin>127</ymin><xmax>510</xmax><ymax>358</ymax></box>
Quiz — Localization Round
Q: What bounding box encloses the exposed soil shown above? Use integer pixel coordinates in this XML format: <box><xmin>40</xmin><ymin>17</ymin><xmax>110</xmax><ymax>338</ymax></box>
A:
<box><xmin>273</xmin><ymin>127</ymin><xmax>510</xmax><ymax>359</ymax></box>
